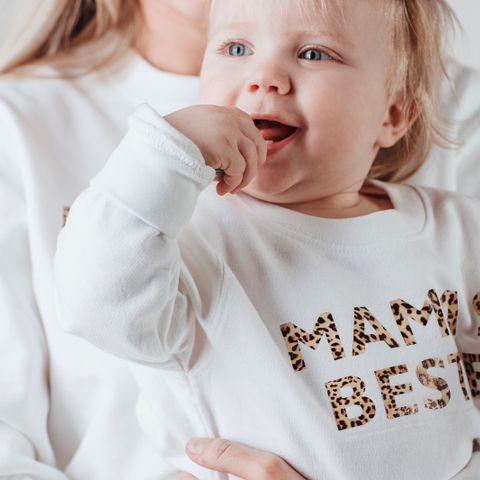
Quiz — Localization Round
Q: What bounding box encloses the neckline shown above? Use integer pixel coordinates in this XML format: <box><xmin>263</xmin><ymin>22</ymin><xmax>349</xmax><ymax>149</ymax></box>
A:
<box><xmin>233</xmin><ymin>181</ymin><xmax>428</xmax><ymax>249</ymax></box>
<box><xmin>103</xmin><ymin>49</ymin><xmax>200</xmax><ymax>113</ymax></box>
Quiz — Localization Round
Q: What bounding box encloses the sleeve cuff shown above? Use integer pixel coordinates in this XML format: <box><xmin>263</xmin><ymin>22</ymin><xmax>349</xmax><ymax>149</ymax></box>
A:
<box><xmin>90</xmin><ymin>103</ymin><xmax>216</xmax><ymax>237</ymax></box>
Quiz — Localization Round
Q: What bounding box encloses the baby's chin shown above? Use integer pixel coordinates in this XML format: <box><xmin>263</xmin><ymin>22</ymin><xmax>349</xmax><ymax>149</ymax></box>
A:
<box><xmin>241</xmin><ymin>174</ymin><xmax>293</xmax><ymax>204</ymax></box>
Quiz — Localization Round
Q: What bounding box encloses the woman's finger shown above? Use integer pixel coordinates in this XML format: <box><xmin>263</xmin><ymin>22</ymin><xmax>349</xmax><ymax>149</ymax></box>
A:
<box><xmin>185</xmin><ymin>437</ymin><xmax>306</xmax><ymax>480</ymax></box>
<box><xmin>179</xmin><ymin>474</ymin><xmax>198</xmax><ymax>480</ymax></box>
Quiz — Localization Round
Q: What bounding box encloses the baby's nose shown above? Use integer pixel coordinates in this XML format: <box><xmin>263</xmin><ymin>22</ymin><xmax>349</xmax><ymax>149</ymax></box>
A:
<box><xmin>246</xmin><ymin>68</ymin><xmax>291</xmax><ymax>95</ymax></box>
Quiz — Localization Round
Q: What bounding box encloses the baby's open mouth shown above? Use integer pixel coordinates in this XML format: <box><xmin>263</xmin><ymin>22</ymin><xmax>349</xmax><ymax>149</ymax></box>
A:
<box><xmin>254</xmin><ymin>119</ymin><xmax>298</xmax><ymax>143</ymax></box>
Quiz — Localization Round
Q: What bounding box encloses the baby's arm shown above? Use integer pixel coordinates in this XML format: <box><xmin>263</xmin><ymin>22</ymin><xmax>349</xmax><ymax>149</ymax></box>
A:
<box><xmin>54</xmin><ymin>104</ymin><xmax>264</xmax><ymax>371</ymax></box>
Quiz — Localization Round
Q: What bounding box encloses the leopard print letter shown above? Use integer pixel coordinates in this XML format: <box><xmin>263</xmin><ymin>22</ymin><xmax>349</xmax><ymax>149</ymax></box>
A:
<box><xmin>461</xmin><ymin>352</ymin><xmax>480</xmax><ymax>398</ymax></box>
<box><xmin>448</xmin><ymin>352</ymin><xmax>471</xmax><ymax>401</ymax></box>
<box><xmin>375</xmin><ymin>364</ymin><xmax>419</xmax><ymax>419</ymax></box>
<box><xmin>441</xmin><ymin>291</ymin><xmax>458</xmax><ymax>336</ymax></box>
<box><xmin>472</xmin><ymin>292</ymin><xmax>480</xmax><ymax>336</ymax></box>
<box><xmin>390</xmin><ymin>289</ymin><xmax>450</xmax><ymax>346</ymax></box>
<box><xmin>324</xmin><ymin>376</ymin><xmax>376</xmax><ymax>431</ymax></box>
<box><xmin>473</xmin><ymin>292</ymin><xmax>480</xmax><ymax>316</ymax></box>
<box><xmin>280</xmin><ymin>313</ymin><xmax>346</xmax><ymax>372</ymax></box>
<box><xmin>352</xmin><ymin>306</ymin><xmax>400</xmax><ymax>356</ymax></box>
<box><xmin>416</xmin><ymin>358</ymin><xmax>451</xmax><ymax>409</ymax></box>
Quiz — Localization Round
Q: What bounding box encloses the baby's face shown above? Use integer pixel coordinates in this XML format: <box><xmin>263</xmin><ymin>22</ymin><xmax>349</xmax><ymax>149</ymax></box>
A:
<box><xmin>200</xmin><ymin>0</ymin><xmax>395</xmax><ymax>205</ymax></box>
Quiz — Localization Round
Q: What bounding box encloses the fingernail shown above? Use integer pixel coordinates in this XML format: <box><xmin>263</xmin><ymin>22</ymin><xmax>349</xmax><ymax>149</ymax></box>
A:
<box><xmin>187</xmin><ymin>438</ymin><xmax>206</xmax><ymax>455</ymax></box>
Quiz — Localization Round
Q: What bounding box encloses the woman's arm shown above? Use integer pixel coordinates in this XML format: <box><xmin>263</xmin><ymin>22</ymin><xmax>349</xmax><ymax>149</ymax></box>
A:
<box><xmin>0</xmin><ymin>103</ymin><xmax>69</xmax><ymax>479</ymax></box>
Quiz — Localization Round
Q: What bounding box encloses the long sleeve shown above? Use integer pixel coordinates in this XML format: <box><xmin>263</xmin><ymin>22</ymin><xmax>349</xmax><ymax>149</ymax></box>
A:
<box><xmin>0</xmin><ymin>107</ymin><xmax>68</xmax><ymax>479</ymax></box>
<box><xmin>54</xmin><ymin>104</ymin><xmax>221</xmax><ymax>372</ymax></box>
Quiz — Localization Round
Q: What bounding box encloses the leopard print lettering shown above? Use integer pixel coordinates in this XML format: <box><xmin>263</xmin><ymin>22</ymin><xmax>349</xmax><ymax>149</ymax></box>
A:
<box><xmin>448</xmin><ymin>352</ymin><xmax>470</xmax><ymax>401</ymax></box>
<box><xmin>461</xmin><ymin>352</ymin><xmax>480</xmax><ymax>398</ymax></box>
<box><xmin>390</xmin><ymin>289</ymin><xmax>449</xmax><ymax>346</ymax></box>
<box><xmin>352</xmin><ymin>306</ymin><xmax>400</xmax><ymax>356</ymax></box>
<box><xmin>441</xmin><ymin>290</ymin><xmax>458</xmax><ymax>336</ymax></box>
<box><xmin>416</xmin><ymin>357</ymin><xmax>451</xmax><ymax>409</ymax></box>
<box><xmin>280</xmin><ymin>313</ymin><xmax>346</xmax><ymax>372</ymax></box>
<box><xmin>324</xmin><ymin>376</ymin><xmax>376</xmax><ymax>431</ymax></box>
<box><xmin>472</xmin><ymin>292</ymin><xmax>480</xmax><ymax>336</ymax></box>
<box><xmin>374</xmin><ymin>364</ymin><xmax>419</xmax><ymax>419</ymax></box>
<box><xmin>473</xmin><ymin>292</ymin><xmax>480</xmax><ymax>316</ymax></box>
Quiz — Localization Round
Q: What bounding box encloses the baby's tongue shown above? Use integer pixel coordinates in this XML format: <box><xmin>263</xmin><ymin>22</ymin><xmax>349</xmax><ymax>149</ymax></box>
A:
<box><xmin>255</xmin><ymin>120</ymin><xmax>296</xmax><ymax>142</ymax></box>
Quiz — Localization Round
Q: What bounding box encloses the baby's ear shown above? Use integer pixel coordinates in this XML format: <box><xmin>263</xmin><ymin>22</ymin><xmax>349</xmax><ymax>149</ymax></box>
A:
<box><xmin>375</xmin><ymin>95</ymin><xmax>418</xmax><ymax>149</ymax></box>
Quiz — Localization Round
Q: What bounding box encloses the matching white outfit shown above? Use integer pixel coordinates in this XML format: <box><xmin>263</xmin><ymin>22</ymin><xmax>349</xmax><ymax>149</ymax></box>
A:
<box><xmin>55</xmin><ymin>103</ymin><xmax>480</xmax><ymax>479</ymax></box>
<box><xmin>0</xmin><ymin>49</ymin><xmax>479</xmax><ymax>478</ymax></box>
<box><xmin>0</xmin><ymin>52</ymin><xmax>198</xmax><ymax>479</ymax></box>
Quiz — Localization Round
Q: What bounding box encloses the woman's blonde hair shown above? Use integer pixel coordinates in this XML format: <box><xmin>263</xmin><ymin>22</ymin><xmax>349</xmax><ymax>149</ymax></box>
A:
<box><xmin>0</xmin><ymin>0</ymin><xmax>139</xmax><ymax>76</ymax></box>
<box><xmin>2</xmin><ymin>0</ymin><xmax>457</xmax><ymax>177</ymax></box>
<box><xmin>370</xmin><ymin>0</ymin><xmax>458</xmax><ymax>182</ymax></box>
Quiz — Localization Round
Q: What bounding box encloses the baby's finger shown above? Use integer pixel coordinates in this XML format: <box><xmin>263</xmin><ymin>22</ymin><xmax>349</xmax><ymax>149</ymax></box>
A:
<box><xmin>257</xmin><ymin>135</ymin><xmax>268</xmax><ymax>166</ymax></box>
<box><xmin>217</xmin><ymin>150</ymin><xmax>246</xmax><ymax>195</ymax></box>
<box><xmin>230</xmin><ymin>138</ymin><xmax>258</xmax><ymax>194</ymax></box>
<box><xmin>236</xmin><ymin>114</ymin><xmax>267</xmax><ymax>166</ymax></box>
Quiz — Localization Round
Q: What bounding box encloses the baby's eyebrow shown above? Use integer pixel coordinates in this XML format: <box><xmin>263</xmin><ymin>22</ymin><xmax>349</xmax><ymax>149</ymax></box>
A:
<box><xmin>208</xmin><ymin>21</ymin><xmax>255</xmax><ymax>37</ymax></box>
<box><xmin>209</xmin><ymin>23</ymin><xmax>352</xmax><ymax>50</ymax></box>
<box><xmin>293</xmin><ymin>29</ymin><xmax>353</xmax><ymax>49</ymax></box>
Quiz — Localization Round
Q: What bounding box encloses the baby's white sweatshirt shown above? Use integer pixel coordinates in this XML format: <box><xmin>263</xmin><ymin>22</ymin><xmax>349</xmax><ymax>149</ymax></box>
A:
<box><xmin>55</xmin><ymin>104</ymin><xmax>480</xmax><ymax>480</ymax></box>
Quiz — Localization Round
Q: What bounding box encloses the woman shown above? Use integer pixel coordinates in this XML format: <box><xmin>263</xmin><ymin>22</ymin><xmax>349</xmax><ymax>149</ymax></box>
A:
<box><xmin>0</xmin><ymin>1</ymin><xmax>478</xmax><ymax>478</ymax></box>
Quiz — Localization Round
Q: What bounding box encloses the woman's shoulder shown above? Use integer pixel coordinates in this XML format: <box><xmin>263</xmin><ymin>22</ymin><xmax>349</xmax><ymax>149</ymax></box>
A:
<box><xmin>404</xmin><ymin>183</ymin><xmax>480</xmax><ymax>235</ymax></box>
<box><xmin>443</xmin><ymin>59</ymin><xmax>480</xmax><ymax>120</ymax></box>
<box><xmin>0</xmin><ymin>67</ymin><xmax>103</xmax><ymax>124</ymax></box>
<box><xmin>411</xmin><ymin>182</ymin><xmax>479</xmax><ymax>204</ymax></box>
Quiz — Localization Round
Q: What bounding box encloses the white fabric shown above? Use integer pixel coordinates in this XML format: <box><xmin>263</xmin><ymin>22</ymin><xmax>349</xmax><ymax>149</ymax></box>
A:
<box><xmin>0</xmin><ymin>50</ymin><xmax>479</xmax><ymax>478</ymax></box>
<box><xmin>54</xmin><ymin>104</ymin><xmax>480</xmax><ymax>480</ymax></box>
<box><xmin>0</xmin><ymin>51</ymin><xmax>199</xmax><ymax>479</ymax></box>
<box><xmin>409</xmin><ymin>61</ymin><xmax>480</xmax><ymax>196</ymax></box>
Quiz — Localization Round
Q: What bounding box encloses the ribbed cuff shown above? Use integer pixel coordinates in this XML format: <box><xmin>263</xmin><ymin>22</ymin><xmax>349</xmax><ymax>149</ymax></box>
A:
<box><xmin>90</xmin><ymin>104</ymin><xmax>216</xmax><ymax>237</ymax></box>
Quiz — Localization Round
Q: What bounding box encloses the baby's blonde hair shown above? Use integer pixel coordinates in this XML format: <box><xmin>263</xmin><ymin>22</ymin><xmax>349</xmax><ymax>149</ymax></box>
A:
<box><xmin>371</xmin><ymin>0</ymin><xmax>457</xmax><ymax>182</ymax></box>
<box><xmin>0</xmin><ymin>0</ymin><xmax>139</xmax><ymax>75</ymax></box>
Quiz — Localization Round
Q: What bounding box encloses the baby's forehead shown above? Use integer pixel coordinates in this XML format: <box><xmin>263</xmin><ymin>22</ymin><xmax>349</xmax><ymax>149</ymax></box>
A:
<box><xmin>208</xmin><ymin>0</ymin><xmax>346</xmax><ymax>36</ymax></box>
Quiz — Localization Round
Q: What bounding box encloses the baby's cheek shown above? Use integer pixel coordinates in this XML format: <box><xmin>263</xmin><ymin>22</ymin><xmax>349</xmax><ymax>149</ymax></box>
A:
<box><xmin>199</xmin><ymin>81</ymin><xmax>224</xmax><ymax>104</ymax></box>
<box><xmin>199</xmin><ymin>66</ymin><xmax>237</xmax><ymax>105</ymax></box>
<box><xmin>198</xmin><ymin>80</ymin><xmax>212</xmax><ymax>103</ymax></box>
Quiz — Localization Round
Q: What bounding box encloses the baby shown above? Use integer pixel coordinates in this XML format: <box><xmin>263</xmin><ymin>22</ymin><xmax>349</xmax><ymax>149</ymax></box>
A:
<box><xmin>55</xmin><ymin>0</ymin><xmax>480</xmax><ymax>478</ymax></box>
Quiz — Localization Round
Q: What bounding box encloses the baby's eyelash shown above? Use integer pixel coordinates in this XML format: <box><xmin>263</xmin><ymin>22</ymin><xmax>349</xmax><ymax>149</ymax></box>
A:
<box><xmin>298</xmin><ymin>46</ymin><xmax>336</xmax><ymax>61</ymax></box>
<box><xmin>215</xmin><ymin>40</ymin><xmax>246</xmax><ymax>54</ymax></box>
<box><xmin>214</xmin><ymin>40</ymin><xmax>339</xmax><ymax>62</ymax></box>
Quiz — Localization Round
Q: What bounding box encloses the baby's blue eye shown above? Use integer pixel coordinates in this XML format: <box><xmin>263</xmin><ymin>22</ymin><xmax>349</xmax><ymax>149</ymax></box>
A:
<box><xmin>227</xmin><ymin>43</ymin><xmax>252</xmax><ymax>57</ymax></box>
<box><xmin>300</xmin><ymin>49</ymin><xmax>331</xmax><ymax>61</ymax></box>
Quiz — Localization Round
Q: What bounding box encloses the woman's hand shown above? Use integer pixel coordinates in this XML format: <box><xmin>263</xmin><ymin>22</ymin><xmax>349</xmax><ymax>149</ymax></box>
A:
<box><xmin>165</xmin><ymin>105</ymin><xmax>267</xmax><ymax>196</ymax></box>
<box><xmin>180</xmin><ymin>437</ymin><xmax>307</xmax><ymax>480</ymax></box>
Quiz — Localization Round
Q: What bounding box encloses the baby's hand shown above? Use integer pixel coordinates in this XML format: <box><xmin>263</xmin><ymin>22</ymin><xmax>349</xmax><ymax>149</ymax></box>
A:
<box><xmin>165</xmin><ymin>105</ymin><xmax>267</xmax><ymax>195</ymax></box>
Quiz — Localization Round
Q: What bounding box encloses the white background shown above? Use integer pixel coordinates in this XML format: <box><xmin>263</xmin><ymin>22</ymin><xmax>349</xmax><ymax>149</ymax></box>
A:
<box><xmin>446</xmin><ymin>0</ymin><xmax>480</xmax><ymax>70</ymax></box>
